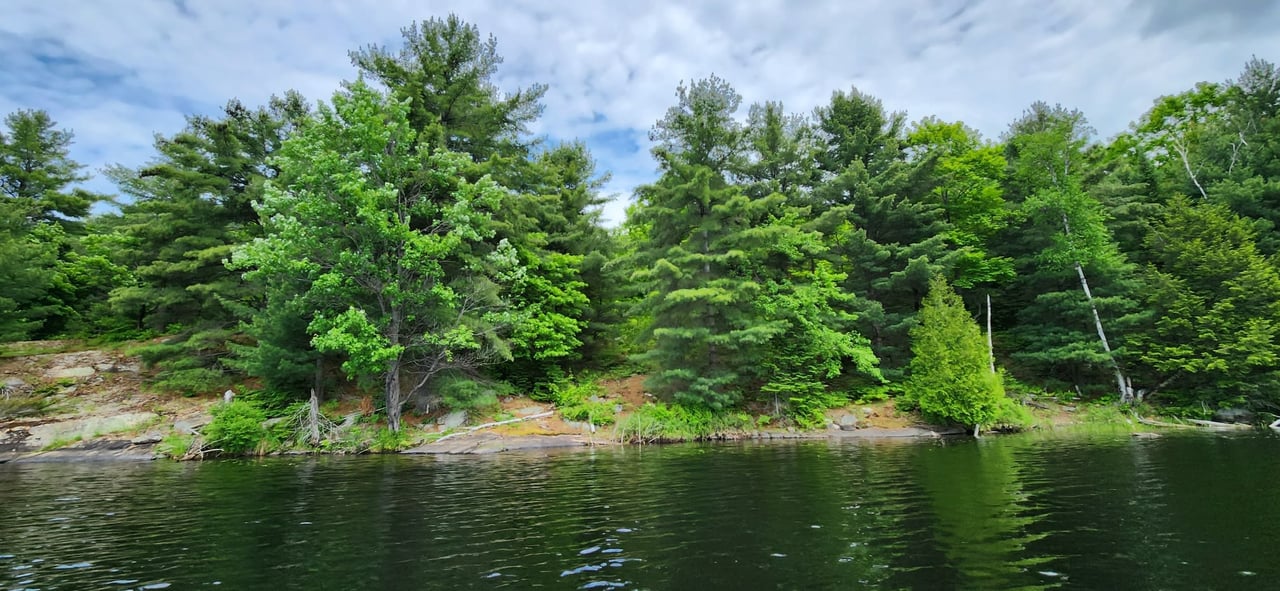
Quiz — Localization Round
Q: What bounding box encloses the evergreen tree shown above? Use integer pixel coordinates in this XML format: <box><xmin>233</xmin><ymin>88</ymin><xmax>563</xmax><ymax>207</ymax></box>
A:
<box><xmin>630</xmin><ymin>76</ymin><xmax>786</xmax><ymax>409</ymax></box>
<box><xmin>351</xmin><ymin>14</ymin><xmax>546</xmax><ymax>163</ymax></box>
<box><xmin>0</xmin><ymin>201</ymin><xmax>55</xmax><ymax>340</ymax></box>
<box><xmin>806</xmin><ymin>89</ymin><xmax>955</xmax><ymax>377</ymax></box>
<box><xmin>907</xmin><ymin>276</ymin><xmax>1005</xmax><ymax>435</ymax></box>
<box><xmin>1135</xmin><ymin>196</ymin><xmax>1280</xmax><ymax>410</ymax></box>
<box><xmin>0</xmin><ymin>109</ymin><xmax>98</xmax><ymax>226</ymax></box>
<box><xmin>107</xmin><ymin>93</ymin><xmax>309</xmax><ymax>392</ymax></box>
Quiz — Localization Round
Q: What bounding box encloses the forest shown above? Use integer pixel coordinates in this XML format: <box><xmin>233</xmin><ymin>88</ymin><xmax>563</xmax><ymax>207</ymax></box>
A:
<box><xmin>4</xmin><ymin>15</ymin><xmax>1280</xmax><ymax>436</ymax></box>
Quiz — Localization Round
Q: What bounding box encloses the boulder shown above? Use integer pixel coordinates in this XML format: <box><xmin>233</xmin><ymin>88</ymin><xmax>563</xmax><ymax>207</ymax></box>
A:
<box><xmin>562</xmin><ymin>420</ymin><xmax>596</xmax><ymax>433</ymax></box>
<box><xmin>1212</xmin><ymin>407</ymin><xmax>1255</xmax><ymax>424</ymax></box>
<box><xmin>439</xmin><ymin>410</ymin><xmax>468</xmax><ymax>430</ymax></box>
<box><xmin>44</xmin><ymin>366</ymin><xmax>95</xmax><ymax>380</ymax></box>
<box><xmin>130</xmin><ymin>433</ymin><xmax>163</xmax><ymax>445</ymax></box>
<box><xmin>838</xmin><ymin>414</ymin><xmax>859</xmax><ymax>431</ymax></box>
<box><xmin>173</xmin><ymin>417</ymin><xmax>210</xmax><ymax>435</ymax></box>
<box><xmin>513</xmin><ymin>405</ymin><xmax>547</xmax><ymax>417</ymax></box>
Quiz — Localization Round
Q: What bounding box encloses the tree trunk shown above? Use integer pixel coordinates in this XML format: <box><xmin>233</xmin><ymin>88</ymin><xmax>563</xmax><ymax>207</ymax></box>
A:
<box><xmin>308</xmin><ymin>388</ymin><xmax>321</xmax><ymax>446</ymax></box>
<box><xmin>308</xmin><ymin>357</ymin><xmax>323</xmax><ymax>445</ymax></box>
<box><xmin>973</xmin><ymin>424</ymin><xmax>981</xmax><ymax>438</ymax></box>
<box><xmin>1074</xmin><ymin>261</ymin><xmax>1130</xmax><ymax>403</ymax></box>
<box><xmin>385</xmin><ymin>357</ymin><xmax>403</xmax><ymax>433</ymax></box>
<box><xmin>986</xmin><ymin>293</ymin><xmax>996</xmax><ymax>374</ymax></box>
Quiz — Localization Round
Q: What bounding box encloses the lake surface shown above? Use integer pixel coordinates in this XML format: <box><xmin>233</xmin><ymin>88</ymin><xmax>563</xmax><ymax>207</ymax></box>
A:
<box><xmin>1</xmin><ymin>431</ymin><xmax>1277</xmax><ymax>590</ymax></box>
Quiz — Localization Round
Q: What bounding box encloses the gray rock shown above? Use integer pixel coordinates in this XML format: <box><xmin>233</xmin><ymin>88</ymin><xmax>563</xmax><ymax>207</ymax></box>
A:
<box><xmin>1212</xmin><ymin>407</ymin><xmax>1255</xmax><ymax>424</ymax></box>
<box><xmin>513</xmin><ymin>405</ymin><xmax>547</xmax><ymax>417</ymax></box>
<box><xmin>838</xmin><ymin>415</ymin><xmax>859</xmax><ymax>430</ymax></box>
<box><xmin>439</xmin><ymin>410</ymin><xmax>468</xmax><ymax>430</ymax></box>
<box><xmin>827</xmin><ymin>422</ymin><xmax>841</xmax><ymax>431</ymax></box>
<box><xmin>263</xmin><ymin>417</ymin><xmax>288</xmax><ymax>429</ymax></box>
<box><xmin>130</xmin><ymin>434</ymin><xmax>163</xmax><ymax>445</ymax></box>
<box><xmin>94</xmin><ymin>363</ymin><xmax>115</xmax><ymax>373</ymax></box>
<box><xmin>173</xmin><ymin>418</ymin><xmax>208</xmax><ymax>435</ymax></box>
<box><xmin>562</xmin><ymin>420</ymin><xmax>596</xmax><ymax>433</ymax></box>
<box><xmin>3</xmin><ymin>377</ymin><xmax>26</xmax><ymax>388</ymax></box>
<box><xmin>861</xmin><ymin>407</ymin><xmax>874</xmax><ymax>417</ymax></box>
<box><xmin>44</xmin><ymin>366</ymin><xmax>95</xmax><ymax>379</ymax></box>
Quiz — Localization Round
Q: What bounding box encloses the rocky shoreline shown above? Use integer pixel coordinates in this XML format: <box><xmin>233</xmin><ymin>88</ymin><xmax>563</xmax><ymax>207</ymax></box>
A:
<box><xmin>0</xmin><ymin>424</ymin><xmax>972</xmax><ymax>464</ymax></box>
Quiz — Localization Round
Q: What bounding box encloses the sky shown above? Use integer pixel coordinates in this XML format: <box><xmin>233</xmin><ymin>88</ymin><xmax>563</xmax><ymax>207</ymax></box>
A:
<box><xmin>3</xmin><ymin>0</ymin><xmax>1279</xmax><ymax>225</ymax></box>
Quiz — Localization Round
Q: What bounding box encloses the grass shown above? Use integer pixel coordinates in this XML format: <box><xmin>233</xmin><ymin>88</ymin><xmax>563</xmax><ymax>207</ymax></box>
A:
<box><xmin>40</xmin><ymin>434</ymin><xmax>84</xmax><ymax>451</ymax></box>
<box><xmin>0</xmin><ymin>340</ymin><xmax>85</xmax><ymax>359</ymax></box>
<box><xmin>0</xmin><ymin>394</ymin><xmax>58</xmax><ymax>420</ymax></box>
<box><xmin>615</xmin><ymin>402</ymin><xmax>755</xmax><ymax>443</ymax></box>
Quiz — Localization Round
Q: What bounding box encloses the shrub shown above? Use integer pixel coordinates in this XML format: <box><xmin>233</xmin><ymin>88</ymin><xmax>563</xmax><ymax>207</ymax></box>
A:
<box><xmin>204</xmin><ymin>400</ymin><xmax>269</xmax><ymax>455</ymax></box>
<box><xmin>615</xmin><ymin>402</ymin><xmax>751</xmax><ymax>442</ymax></box>
<box><xmin>549</xmin><ymin>380</ymin><xmax>604</xmax><ymax>407</ymax></box>
<box><xmin>561</xmin><ymin>400</ymin><xmax>616</xmax><ymax>426</ymax></box>
<box><xmin>240</xmin><ymin>388</ymin><xmax>301</xmax><ymax>415</ymax></box>
<box><xmin>157</xmin><ymin>433</ymin><xmax>195</xmax><ymax>459</ymax></box>
<box><xmin>437</xmin><ymin>375</ymin><xmax>511</xmax><ymax>412</ymax></box>
<box><xmin>369</xmin><ymin>427</ymin><xmax>411</xmax><ymax>452</ymax></box>
<box><xmin>907</xmin><ymin>276</ymin><xmax>1005</xmax><ymax>431</ymax></box>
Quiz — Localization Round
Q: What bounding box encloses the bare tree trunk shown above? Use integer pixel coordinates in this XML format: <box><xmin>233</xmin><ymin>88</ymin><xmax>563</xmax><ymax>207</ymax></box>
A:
<box><xmin>385</xmin><ymin>358</ymin><xmax>403</xmax><ymax>433</ymax></box>
<box><xmin>973</xmin><ymin>424</ymin><xmax>981</xmax><ymax>438</ymax></box>
<box><xmin>986</xmin><ymin>293</ymin><xmax>996</xmax><ymax>374</ymax></box>
<box><xmin>1075</xmin><ymin>261</ymin><xmax>1130</xmax><ymax>403</ymax></box>
<box><xmin>308</xmin><ymin>357</ymin><xmax>323</xmax><ymax>445</ymax></box>
<box><xmin>308</xmin><ymin>388</ymin><xmax>321</xmax><ymax>446</ymax></box>
<box><xmin>1174</xmin><ymin>141</ymin><xmax>1208</xmax><ymax>200</ymax></box>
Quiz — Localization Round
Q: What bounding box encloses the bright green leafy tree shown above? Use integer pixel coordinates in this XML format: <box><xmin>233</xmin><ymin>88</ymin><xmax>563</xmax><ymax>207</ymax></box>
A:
<box><xmin>234</xmin><ymin>80</ymin><xmax>513</xmax><ymax>432</ymax></box>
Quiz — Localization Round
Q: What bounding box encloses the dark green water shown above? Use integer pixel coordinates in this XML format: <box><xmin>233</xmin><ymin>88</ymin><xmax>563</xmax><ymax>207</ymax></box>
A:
<box><xmin>1</xmin><ymin>432</ymin><xmax>1277</xmax><ymax>590</ymax></box>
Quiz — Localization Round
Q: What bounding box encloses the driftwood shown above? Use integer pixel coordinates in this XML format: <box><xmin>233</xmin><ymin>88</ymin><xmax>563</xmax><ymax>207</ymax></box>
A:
<box><xmin>1186</xmin><ymin>419</ymin><xmax>1253</xmax><ymax>430</ymax></box>
<box><xmin>1136</xmin><ymin>417</ymin><xmax>1194</xmax><ymax>429</ymax></box>
<box><xmin>433</xmin><ymin>411</ymin><xmax>554</xmax><ymax>443</ymax></box>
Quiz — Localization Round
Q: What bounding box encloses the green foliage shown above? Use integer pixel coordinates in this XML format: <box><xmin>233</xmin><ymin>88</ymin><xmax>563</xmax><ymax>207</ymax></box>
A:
<box><xmin>369</xmin><ymin>427</ymin><xmax>412</xmax><ymax>453</ymax></box>
<box><xmin>757</xmin><ymin>260</ymin><xmax>883</xmax><ymax>428</ymax></box>
<box><xmin>436</xmin><ymin>374</ymin><xmax>511</xmax><ymax>413</ymax></box>
<box><xmin>233</xmin><ymin>80</ymin><xmax>514</xmax><ymax>432</ymax></box>
<box><xmin>156</xmin><ymin>433</ymin><xmax>195</xmax><ymax>459</ymax></box>
<box><xmin>614</xmin><ymin>402</ymin><xmax>752</xmax><ymax>442</ymax></box>
<box><xmin>548</xmin><ymin>379</ymin><xmax>603</xmax><ymax>407</ymax></box>
<box><xmin>907</xmin><ymin>276</ymin><xmax>1006</xmax><ymax>428</ymax></box>
<box><xmin>1135</xmin><ymin>196</ymin><xmax>1280</xmax><ymax>408</ymax></box>
<box><xmin>0</xmin><ymin>393</ymin><xmax>56</xmax><ymax>420</ymax></box>
<box><xmin>238</xmin><ymin>388</ymin><xmax>300</xmax><ymax>416</ymax></box>
<box><xmin>203</xmin><ymin>400</ymin><xmax>269</xmax><ymax>455</ymax></box>
<box><xmin>560</xmin><ymin>400</ymin><xmax>616</xmax><ymax>426</ymax></box>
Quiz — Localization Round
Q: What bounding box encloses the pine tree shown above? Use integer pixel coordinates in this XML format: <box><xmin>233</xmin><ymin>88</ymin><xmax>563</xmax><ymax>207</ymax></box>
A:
<box><xmin>630</xmin><ymin>76</ymin><xmax>788</xmax><ymax>409</ymax></box>
<box><xmin>806</xmin><ymin>89</ymin><xmax>957</xmax><ymax>377</ymax></box>
<box><xmin>107</xmin><ymin>93</ymin><xmax>309</xmax><ymax>392</ymax></box>
<box><xmin>1136</xmin><ymin>196</ymin><xmax>1280</xmax><ymax>409</ymax></box>
<box><xmin>0</xmin><ymin>109</ymin><xmax>98</xmax><ymax>226</ymax></box>
<box><xmin>907</xmin><ymin>276</ymin><xmax>1005</xmax><ymax>434</ymax></box>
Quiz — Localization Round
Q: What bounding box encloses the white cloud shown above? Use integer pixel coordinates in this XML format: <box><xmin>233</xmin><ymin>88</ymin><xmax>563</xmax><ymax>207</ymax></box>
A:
<box><xmin>3</xmin><ymin>0</ymin><xmax>1278</xmax><ymax>225</ymax></box>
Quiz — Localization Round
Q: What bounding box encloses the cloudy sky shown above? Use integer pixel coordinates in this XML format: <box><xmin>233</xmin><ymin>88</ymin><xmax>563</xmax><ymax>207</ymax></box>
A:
<box><xmin>3</xmin><ymin>0</ymin><xmax>1278</xmax><ymax>224</ymax></box>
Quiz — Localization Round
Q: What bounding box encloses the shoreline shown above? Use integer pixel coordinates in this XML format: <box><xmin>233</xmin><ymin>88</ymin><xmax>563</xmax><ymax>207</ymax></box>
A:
<box><xmin>0</xmin><ymin>425</ymin><xmax>973</xmax><ymax>464</ymax></box>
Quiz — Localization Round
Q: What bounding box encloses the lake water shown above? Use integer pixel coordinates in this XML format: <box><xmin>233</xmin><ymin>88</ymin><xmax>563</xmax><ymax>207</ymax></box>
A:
<box><xmin>1</xmin><ymin>431</ymin><xmax>1277</xmax><ymax>590</ymax></box>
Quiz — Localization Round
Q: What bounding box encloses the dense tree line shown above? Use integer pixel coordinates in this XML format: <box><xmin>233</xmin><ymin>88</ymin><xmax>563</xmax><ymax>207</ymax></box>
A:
<box><xmin>4</xmin><ymin>15</ymin><xmax>1279</xmax><ymax>430</ymax></box>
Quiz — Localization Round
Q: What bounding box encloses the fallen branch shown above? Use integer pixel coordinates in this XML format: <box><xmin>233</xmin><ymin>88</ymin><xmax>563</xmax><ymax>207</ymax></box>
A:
<box><xmin>1187</xmin><ymin>419</ymin><xmax>1253</xmax><ymax>430</ymax></box>
<box><xmin>1136</xmin><ymin>417</ymin><xmax>1194</xmax><ymax>429</ymax></box>
<box><xmin>433</xmin><ymin>411</ymin><xmax>554</xmax><ymax>443</ymax></box>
